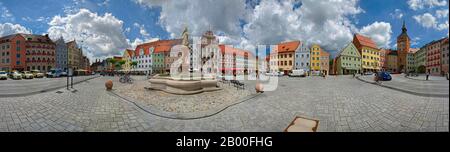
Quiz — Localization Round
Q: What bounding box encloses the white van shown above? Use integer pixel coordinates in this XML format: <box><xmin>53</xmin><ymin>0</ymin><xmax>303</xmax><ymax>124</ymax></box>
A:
<box><xmin>289</xmin><ymin>69</ymin><xmax>306</xmax><ymax>77</ymax></box>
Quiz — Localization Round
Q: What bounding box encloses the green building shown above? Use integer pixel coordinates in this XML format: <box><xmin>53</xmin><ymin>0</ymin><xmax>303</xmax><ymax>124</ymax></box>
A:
<box><xmin>152</xmin><ymin>52</ymin><xmax>165</xmax><ymax>74</ymax></box>
<box><xmin>414</xmin><ymin>47</ymin><xmax>427</xmax><ymax>73</ymax></box>
<box><xmin>406</xmin><ymin>52</ymin><xmax>415</xmax><ymax>73</ymax></box>
<box><xmin>336</xmin><ymin>42</ymin><xmax>362</xmax><ymax>75</ymax></box>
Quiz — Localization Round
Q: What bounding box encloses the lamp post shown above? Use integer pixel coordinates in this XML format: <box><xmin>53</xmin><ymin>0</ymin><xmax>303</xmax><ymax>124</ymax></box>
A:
<box><xmin>66</xmin><ymin>39</ymin><xmax>70</xmax><ymax>90</ymax></box>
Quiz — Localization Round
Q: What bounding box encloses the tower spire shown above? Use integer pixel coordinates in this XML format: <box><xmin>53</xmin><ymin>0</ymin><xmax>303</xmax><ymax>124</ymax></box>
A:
<box><xmin>402</xmin><ymin>20</ymin><xmax>407</xmax><ymax>33</ymax></box>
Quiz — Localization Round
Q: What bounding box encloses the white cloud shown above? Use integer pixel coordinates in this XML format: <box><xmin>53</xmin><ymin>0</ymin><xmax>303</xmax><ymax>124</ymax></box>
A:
<box><xmin>436</xmin><ymin>9</ymin><xmax>449</xmax><ymax>18</ymax></box>
<box><xmin>413</xmin><ymin>13</ymin><xmax>437</xmax><ymax>28</ymax></box>
<box><xmin>98</xmin><ymin>0</ymin><xmax>110</xmax><ymax>6</ymax></box>
<box><xmin>135</xmin><ymin>0</ymin><xmax>249</xmax><ymax>38</ymax></box>
<box><xmin>133</xmin><ymin>22</ymin><xmax>150</xmax><ymax>38</ymax></box>
<box><xmin>241</xmin><ymin>0</ymin><xmax>363</xmax><ymax>52</ymax></box>
<box><xmin>0</xmin><ymin>2</ymin><xmax>14</xmax><ymax>21</ymax></box>
<box><xmin>359</xmin><ymin>21</ymin><xmax>393</xmax><ymax>48</ymax></box>
<box><xmin>0</xmin><ymin>23</ymin><xmax>32</xmax><ymax>37</ymax></box>
<box><xmin>127</xmin><ymin>37</ymin><xmax>160</xmax><ymax>50</ymax></box>
<box><xmin>390</xmin><ymin>9</ymin><xmax>404</xmax><ymax>19</ymax></box>
<box><xmin>125</xmin><ymin>27</ymin><xmax>131</xmax><ymax>33</ymax></box>
<box><xmin>47</xmin><ymin>9</ymin><xmax>130</xmax><ymax>59</ymax></box>
<box><xmin>127</xmin><ymin>38</ymin><xmax>144</xmax><ymax>50</ymax></box>
<box><xmin>437</xmin><ymin>20</ymin><xmax>449</xmax><ymax>31</ymax></box>
<box><xmin>413</xmin><ymin>12</ymin><xmax>448</xmax><ymax>31</ymax></box>
<box><xmin>407</xmin><ymin>0</ymin><xmax>448</xmax><ymax>10</ymax></box>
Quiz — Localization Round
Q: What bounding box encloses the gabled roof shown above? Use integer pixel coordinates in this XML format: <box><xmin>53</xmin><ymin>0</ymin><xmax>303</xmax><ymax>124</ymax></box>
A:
<box><xmin>124</xmin><ymin>49</ymin><xmax>134</xmax><ymax>57</ymax></box>
<box><xmin>135</xmin><ymin>39</ymin><xmax>182</xmax><ymax>55</ymax></box>
<box><xmin>320</xmin><ymin>50</ymin><xmax>330</xmax><ymax>57</ymax></box>
<box><xmin>218</xmin><ymin>45</ymin><xmax>253</xmax><ymax>57</ymax></box>
<box><xmin>408</xmin><ymin>48</ymin><xmax>419</xmax><ymax>54</ymax></box>
<box><xmin>354</xmin><ymin>34</ymin><xmax>377</xmax><ymax>49</ymax></box>
<box><xmin>276</xmin><ymin>41</ymin><xmax>300</xmax><ymax>53</ymax></box>
<box><xmin>336</xmin><ymin>42</ymin><xmax>360</xmax><ymax>58</ymax></box>
<box><xmin>0</xmin><ymin>33</ymin><xmax>55</xmax><ymax>44</ymax></box>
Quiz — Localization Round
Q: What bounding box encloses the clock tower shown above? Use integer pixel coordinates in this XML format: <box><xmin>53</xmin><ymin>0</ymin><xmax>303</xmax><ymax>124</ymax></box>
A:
<box><xmin>397</xmin><ymin>21</ymin><xmax>410</xmax><ymax>73</ymax></box>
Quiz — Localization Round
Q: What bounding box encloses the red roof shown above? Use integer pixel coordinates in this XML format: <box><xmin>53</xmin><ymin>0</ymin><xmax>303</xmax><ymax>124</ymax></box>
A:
<box><xmin>277</xmin><ymin>41</ymin><xmax>300</xmax><ymax>53</ymax></box>
<box><xmin>134</xmin><ymin>39</ymin><xmax>182</xmax><ymax>56</ymax></box>
<box><xmin>408</xmin><ymin>48</ymin><xmax>419</xmax><ymax>54</ymax></box>
<box><xmin>354</xmin><ymin>34</ymin><xmax>377</xmax><ymax>49</ymax></box>
<box><xmin>218</xmin><ymin>45</ymin><xmax>253</xmax><ymax>57</ymax></box>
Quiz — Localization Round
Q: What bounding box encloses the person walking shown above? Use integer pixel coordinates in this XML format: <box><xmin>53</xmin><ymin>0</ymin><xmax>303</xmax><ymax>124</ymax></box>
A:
<box><xmin>426</xmin><ymin>71</ymin><xmax>430</xmax><ymax>81</ymax></box>
<box><xmin>446</xmin><ymin>72</ymin><xmax>449</xmax><ymax>80</ymax></box>
<box><xmin>374</xmin><ymin>72</ymin><xmax>380</xmax><ymax>84</ymax></box>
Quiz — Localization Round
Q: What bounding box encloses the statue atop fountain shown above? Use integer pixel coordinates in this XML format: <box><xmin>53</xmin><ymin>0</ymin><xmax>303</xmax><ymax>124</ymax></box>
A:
<box><xmin>146</xmin><ymin>26</ymin><xmax>221</xmax><ymax>95</ymax></box>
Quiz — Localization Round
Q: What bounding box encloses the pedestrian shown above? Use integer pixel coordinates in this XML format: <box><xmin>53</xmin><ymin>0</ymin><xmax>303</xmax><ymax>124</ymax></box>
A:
<box><xmin>426</xmin><ymin>71</ymin><xmax>430</xmax><ymax>81</ymax></box>
<box><xmin>353</xmin><ymin>72</ymin><xmax>355</xmax><ymax>78</ymax></box>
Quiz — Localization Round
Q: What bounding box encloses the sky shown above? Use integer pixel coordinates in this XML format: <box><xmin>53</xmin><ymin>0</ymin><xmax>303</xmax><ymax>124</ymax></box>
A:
<box><xmin>0</xmin><ymin>0</ymin><xmax>449</xmax><ymax>61</ymax></box>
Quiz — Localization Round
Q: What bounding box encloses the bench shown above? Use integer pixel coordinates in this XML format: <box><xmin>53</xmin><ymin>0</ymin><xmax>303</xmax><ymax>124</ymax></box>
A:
<box><xmin>230</xmin><ymin>80</ymin><xmax>245</xmax><ymax>90</ymax></box>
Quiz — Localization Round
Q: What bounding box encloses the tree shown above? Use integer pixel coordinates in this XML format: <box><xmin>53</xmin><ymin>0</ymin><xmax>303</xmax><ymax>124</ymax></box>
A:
<box><xmin>117</xmin><ymin>60</ymin><xmax>126</xmax><ymax>70</ymax></box>
<box><xmin>418</xmin><ymin>65</ymin><xmax>426</xmax><ymax>73</ymax></box>
<box><xmin>131</xmin><ymin>61</ymin><xmax>138</xmax><ymax>68</ymax></box>
<box><xmin>107</xmin><ymin>58</ymin><xmax>117</xmax><ymax>71</ymax></box>
<box><xmin>118</xmin><ymin>60</ymin><xmax>126</xmax><ymax>66</ymax></box>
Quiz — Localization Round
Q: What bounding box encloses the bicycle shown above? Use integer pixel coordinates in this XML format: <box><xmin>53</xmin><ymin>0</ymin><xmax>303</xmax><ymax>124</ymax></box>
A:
<box><xmin>119</xmin><ymin>74</ymin><xmax>133</xmax><ymax>84</ymax></box>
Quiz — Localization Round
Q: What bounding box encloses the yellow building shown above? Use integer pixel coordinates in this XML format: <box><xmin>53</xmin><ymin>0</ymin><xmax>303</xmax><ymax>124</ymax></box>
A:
<box><xmin>310</xmin><ymin>44</ymin><xmax>322</xmax><ymax>73</ymax></box>
<box><xmin>352</xmin><ymin>34</ymin><xmax>381</xmax><ymax>73</ymax></box>
<box><xmin>122</xmin><ymin>49</ymin><xmax>134</xmax><ymax>71</ymax></box>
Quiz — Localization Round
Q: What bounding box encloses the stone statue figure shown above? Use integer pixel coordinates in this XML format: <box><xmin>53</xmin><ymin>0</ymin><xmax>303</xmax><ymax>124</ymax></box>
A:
<box><xmin>181</xmin><ymin>27</ymin><xmax>189</xmax><ymax>47</ymax></box>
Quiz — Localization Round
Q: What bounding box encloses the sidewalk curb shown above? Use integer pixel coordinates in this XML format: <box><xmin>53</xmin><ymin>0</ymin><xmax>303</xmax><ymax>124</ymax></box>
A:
<box><xmin>355</xmin><ymin>76</ymin><xmax>448</xmax><ymax>98</ymax></box>
<box><xmin>108</xmin><ymin>89</ymin><xmax>262</xmax><ymax>120</ymax></box>
<box><xmin>0</xmin><ymin>76</ymin><xmax>100</xmax><ymax>97</ymax></box>
<box><xmin>404</xmin><ymin>76</ymin><xmax>449</xmax><ymax>81</ymax></box>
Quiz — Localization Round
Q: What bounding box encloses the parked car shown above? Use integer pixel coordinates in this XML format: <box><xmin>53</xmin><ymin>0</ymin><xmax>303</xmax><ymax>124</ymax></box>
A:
<box><xmin>376</xmin><ymin>71</ymin><xmax>392</xmax><ymax>81</ymax></box>
<box><xmin>265</xmin><ymin>71</ymin><xmax>284</xmax><ymax>77</ymax></box>
<box><xmin>364</xmin><ymin>72</ymin><xmax>374</xmax><ymax>75</ymax></box>
<box><xmin>21</xmin><ymin>71</ymin><xmax>34</xmax><ymax>79</ymax></box>
<box><xmin>289</xmin><ymin>69</ymin><xmax>306</xmax><ymax>77</ymax></box>
<box><xmin>10</xmin><ymin>71</ymin><xmax>22</xmax><ymax>80</ymax></box>
<box><xmin>47</xmin><ymin>68</ymin><xmax>63</xmax><ymax>78</ymax></box>
<box><xmin>0</xmin><ymin>71</ymin><xmax>8</xmax><ymax>80</ymax></box>
<box><xmin>61</xmin><ymin>71</ymin><xmax>68</xmax><ymax>77</ymax></box>
<box><xmin>31</xmin><ymin>70</ymin><xmax>45</xmax><ymax>78</ymax></box>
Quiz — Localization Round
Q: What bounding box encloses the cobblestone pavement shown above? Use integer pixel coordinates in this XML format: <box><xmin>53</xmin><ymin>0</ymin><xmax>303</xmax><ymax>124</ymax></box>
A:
<box><xmin>0</xmin><ymin>75</ymin><xmax>448</xmax><ymax>132</ymax></box>
<box><xmin>0</xmin><ymin>75</ymin><xmax>99</xmax><ymax>97</ymax></box>
<box><xmin>359</xmin><ymin>74</ymin><xmax>449</xmax><ymax>96</ymax></box>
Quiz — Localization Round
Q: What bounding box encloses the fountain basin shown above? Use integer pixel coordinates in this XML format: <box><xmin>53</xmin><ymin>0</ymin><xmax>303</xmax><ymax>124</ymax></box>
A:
<box><xmin>146</xmin><ymin>75</ymin><xmax>221</xmax><ymax>95</ymax></box>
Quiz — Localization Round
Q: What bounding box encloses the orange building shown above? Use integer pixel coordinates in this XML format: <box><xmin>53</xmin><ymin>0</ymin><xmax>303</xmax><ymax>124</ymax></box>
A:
<box><xmin>269</xmin><ymin>41</ymin><xmax>299</xmax><ymax>74</ymax></box>
<box><xmin>0</xmin><ymin>34</ymin><xmax>56</xmax><ymax>72</ymax></box>
<box><xmin>320</xmin><ymin>49</ymin><xmax>330</xmax><ymax>75</ymax></box>
<box><xmin>397</xmin><ymin>21</ymin><xmax>411</xmax><ymax>73</ymax></box>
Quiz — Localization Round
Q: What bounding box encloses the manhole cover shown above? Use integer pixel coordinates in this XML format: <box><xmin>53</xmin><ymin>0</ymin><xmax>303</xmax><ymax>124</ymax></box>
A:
<box><xmin>56</xmin><ymin>91</ymin><xmax>63</xmax><ymax>94</ymax></box>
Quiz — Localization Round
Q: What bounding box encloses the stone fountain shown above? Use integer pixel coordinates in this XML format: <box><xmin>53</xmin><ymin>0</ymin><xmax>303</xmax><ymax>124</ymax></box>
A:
<box><xmin>146</xmin><ymin>27</ymin><xmax>221</xmax><ymax>95</ymax></box>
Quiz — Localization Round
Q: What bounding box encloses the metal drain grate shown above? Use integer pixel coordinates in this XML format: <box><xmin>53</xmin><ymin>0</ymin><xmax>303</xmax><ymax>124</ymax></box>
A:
<box><xmin>56</xmin><ymin>91</ymin><xmax>63</xmax><ymax>94</ymax></box>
